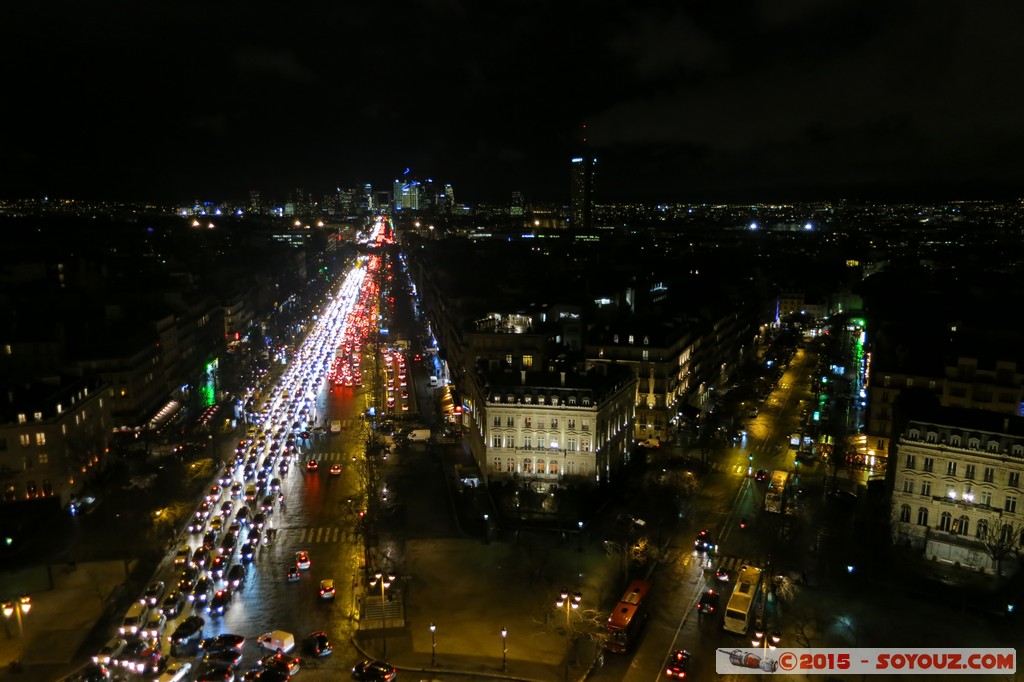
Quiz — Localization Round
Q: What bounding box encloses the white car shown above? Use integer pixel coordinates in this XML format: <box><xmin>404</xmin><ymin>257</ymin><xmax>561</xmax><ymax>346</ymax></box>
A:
<box><xmin>92</xmin><ymin>636</ymin><xmax>127</xmax><ymax>665</ymax></box>
<box><xmin>141</xmin><ymin>611</ymin><xmax>167</xmax><ymax>640</ymax></box>
<box><xmin>157</xmin><ymin>661</ymin><xmax>192</xmax><ymax>682</ymax></box>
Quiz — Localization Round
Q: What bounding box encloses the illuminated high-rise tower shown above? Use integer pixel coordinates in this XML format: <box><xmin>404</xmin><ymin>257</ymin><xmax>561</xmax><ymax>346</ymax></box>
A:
<box><xmin>570</xmin><ymin>155</ymin><xmax>596</xmax><ymax>231</ymax></box>
<box><xmin>510</xmin><ymin>191</ymin><xmax>524</xmax><ymax>216</ymax></box>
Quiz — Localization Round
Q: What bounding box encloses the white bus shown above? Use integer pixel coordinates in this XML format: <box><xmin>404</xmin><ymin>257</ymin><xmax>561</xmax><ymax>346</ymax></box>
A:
<box><xmin>723</xmin><ymin>565</ymin><xmax>764</xmax><ymax>635</ymax></box>
<box><xmin>764</xmin><ymin>470</ymin><xmax>788</xmax><ymax>513</ymax></box>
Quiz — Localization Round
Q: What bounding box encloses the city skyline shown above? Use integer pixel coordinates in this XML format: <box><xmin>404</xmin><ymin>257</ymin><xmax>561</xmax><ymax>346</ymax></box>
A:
<box><xmin>3</xmin><ymin>2</ymin><xmax>1024</xmax><ymax>205</ymax></box>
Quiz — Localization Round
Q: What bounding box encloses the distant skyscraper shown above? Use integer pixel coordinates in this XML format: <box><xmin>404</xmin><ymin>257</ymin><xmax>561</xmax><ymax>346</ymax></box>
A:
<box><xmin>570</xmin><ymin>156</ymin><xmax>596</xmax><ymax>231</ymax></box>
<box><xmin>364</xmin><ymin>184</ymin><xmax>374</xmax><ymax>211</ymax></box>
<box><xmin>248</xmin><ymin>190</ymin><xmax>261</xmax><ymax>214</ymax></box>
<box><xmin>393</xmin><ymin>178</ymin><xmax>420</xmax><ymax>211</ymax></box>
<box><xmin>445</xmin><ymin>183</ymin><xmax>455</xmax><ymax>210</ymax></box>
<box><xmin>510</xmin><ymin>191</ymin><xmax>524</xmax><ymax>216</ymax></box>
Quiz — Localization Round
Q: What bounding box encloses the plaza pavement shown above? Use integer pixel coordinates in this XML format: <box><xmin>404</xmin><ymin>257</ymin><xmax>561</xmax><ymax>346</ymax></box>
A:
<box><xmin>355</xmin><ymin>537</ymin><xmax>620</xmax><ymax>682</ymax></box>
<box><xmin>0</xmin><ymin>560</ymin><xmax>135</xmax><ymax>680</ymax></box>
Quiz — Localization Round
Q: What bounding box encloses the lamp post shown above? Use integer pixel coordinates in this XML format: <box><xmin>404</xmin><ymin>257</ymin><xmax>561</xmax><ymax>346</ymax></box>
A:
<box><xmin>430</xmin><ymin>622</ymin><xmax>436</xmax><ymax>666</ymax></box>
<box><xmin>555</xmin><ymin>589</ymin><xmax>582</xmax><ymax>680</ymax></box>
<box><xmin>2</xmin><ymin>596</ymin><xmax>31</xmax><ymax>638</ymax></box>
<box><xmin>577</xmin><ymin>520</ymin><xmax>584</xmax><ymax>551</ymax></box>
<box><xmin>501</xmin><ymin>626</ymin><xmax>508</xmax><ymax>672</ymax></box>
<box><xmin>555</xmin><ymin>589</ymin><xmax>582</xmax><ymax>631</ymax></box>
<box><xmin>369</xmin><ymin>572</ymin><xmax>395</xmax><ymax>657</ymax></box>
<box><xmin>752</xmin><ymin>628</ymin><xmax>781</xmax><ymax>657</ymax></box>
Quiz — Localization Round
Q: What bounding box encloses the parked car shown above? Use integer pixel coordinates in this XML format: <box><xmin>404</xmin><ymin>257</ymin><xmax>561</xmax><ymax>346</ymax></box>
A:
<box><xmin>351</xmin><ymin>659</ymin><xmax>397</xmax><ymax>681</ymax></box>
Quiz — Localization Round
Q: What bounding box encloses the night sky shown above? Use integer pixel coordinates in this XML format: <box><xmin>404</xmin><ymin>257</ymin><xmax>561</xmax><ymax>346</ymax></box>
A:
<box><xmin>4</xmin><ymin>1</ymin><xmax>1023</xmax><ymax>204</ymax></box>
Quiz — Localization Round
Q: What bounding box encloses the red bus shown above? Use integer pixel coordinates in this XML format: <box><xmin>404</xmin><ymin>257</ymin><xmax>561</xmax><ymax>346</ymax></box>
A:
<box><xmin>605</xmin><ymin>580</ymin><xmax>651</xmax><ymax>653</ymax></box>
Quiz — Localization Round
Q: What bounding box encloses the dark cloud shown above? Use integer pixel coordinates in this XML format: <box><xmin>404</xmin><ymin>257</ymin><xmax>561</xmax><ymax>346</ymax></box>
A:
<box><xmin>1</xmin><ymin>0</ymin><xmax>1022</xmax><ymax>203</ymax></box>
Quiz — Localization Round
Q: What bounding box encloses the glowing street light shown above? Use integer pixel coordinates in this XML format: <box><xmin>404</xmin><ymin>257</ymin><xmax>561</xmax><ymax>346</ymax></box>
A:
<box><xmin>370</xmin><ymin>572</ymin><xmax>395</xmax><ymax>656</ymax></box>
<box><xmin>752</xmin><ymin>628</ymin><xmax>781</xmax><ymax>655</ymax></box>
<box><xmin>501</xmin><ymin>626</ymin><xmax>508</xmax><ymax>672</ymax></box>
<box><xmin>2</xmin><ymin>596</ymin><xmax>31</xmax><ymax>638</ymax></box>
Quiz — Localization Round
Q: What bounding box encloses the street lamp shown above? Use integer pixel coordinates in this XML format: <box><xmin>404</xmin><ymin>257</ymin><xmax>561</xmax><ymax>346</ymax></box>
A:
<box><xmin>556</xmin><ymin>589</ymin><xmax>582</xmax><ymax>630</ymax></box>
<box><xmin>752</xmin><ymin>628</ymin><xmax>781</xmax><ymax>656</ymax></box>
<box><xmin>430</xmin><ymin>622</ymin><xmax>436</xmax><ymax>666</ymax></box>
<box><xmin>555</xmin><ymin>589</ymin><xmax>582</xmax><ymax>680</ymax></box>
<box><xmin>369</xmin><ymin>572</ymin><xmax>395</xmax><ymax>657</ymax></box>
<box><xmin>501</xmin><ymin>626</ymin><xmax>508</xmax><ymax>672</ymax></box>
<box><xmin>2</xmin><ymin>596</ymin><xmax>31</xmax><ymax>638</ymax></box>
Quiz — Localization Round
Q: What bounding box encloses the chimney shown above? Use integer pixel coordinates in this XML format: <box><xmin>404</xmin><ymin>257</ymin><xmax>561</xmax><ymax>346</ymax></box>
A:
<box><xmin>521</xmin><ymin>370</ymin><xmax>526</xmax><ymax>385</ymax></box>
<box><xmin>560</xmin><ymin>371</ymin><xmax>566</xmax><ymax>387</ymax></box>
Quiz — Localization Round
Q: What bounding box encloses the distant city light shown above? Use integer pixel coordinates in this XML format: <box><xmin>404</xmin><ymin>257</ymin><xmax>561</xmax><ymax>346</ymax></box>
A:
<box><xmin>804</xmin><ymin>222</ymin><xmax>813</xmax><ymax>230</ymax></box>
<box><xmin>749</xmin><ymin>222</ymin><xmax>759</xmax><ymax>230</ymax></box>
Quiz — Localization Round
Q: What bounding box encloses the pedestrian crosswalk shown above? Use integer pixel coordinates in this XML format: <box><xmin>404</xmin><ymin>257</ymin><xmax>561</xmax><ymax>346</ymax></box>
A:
<box><xmin>283</xmin><ymin>526</ymin><xmax>350</xmax><ymax>544</ymax></box>
<box><xmin>307</xmin><ymin>451</ymin><xmax>354</xmax><ymax>463</ymax></box>
<box><xmin>711</xmin><ymin>554</ymin><xmax>765</xmax><ymax>573</ymax></box>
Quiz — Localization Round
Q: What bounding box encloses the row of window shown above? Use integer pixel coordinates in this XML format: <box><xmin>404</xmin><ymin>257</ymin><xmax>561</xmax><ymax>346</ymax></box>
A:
<box><xmin>906</xmin><ymin>431</ymin><xmax>1024</xmax><ymax>456</ymax></box>
<box><xmin>490</xmin><ymin>435</ymin><xmax>592</xmax><ymax>452</ymax></box>
<box><xmin>492</xmin><ymin>394</ymin><xmax>593</xmax><ymax>406</ymax></box>
<box><xmin>490</xmin><ymin>457</ymin><xmax>592</xmax><ymax>476</ymax></box>
<box><xmin>900</xmin><ymin>478</ymin><xmax>1017</xmax><ymax>511</ymax></box>
<box><xmin>5</xmin><ymin>433</ymin><xmax>49</xmax><ymax>448</ymax></box>
<box><xmin>898</xmin><ymin>505</ymin><xmax>1024</xmax><ymax>545</ymax></box>
<box><xmin>3</xmin><ymin>480</ymin><xmax>54</xmax><ymax>501</ymax></box>
<box><xmin>492</xmin><ymin>416</ymin><xmax>590</xmax><ymax>430</ymax></box>
<box><xmin>904</xmin><ymin>455</ymin><xmax>1020</xmax><ymax>484</ymax></box>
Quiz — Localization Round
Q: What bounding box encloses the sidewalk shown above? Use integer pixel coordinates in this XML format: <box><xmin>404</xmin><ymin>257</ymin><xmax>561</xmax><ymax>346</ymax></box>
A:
<box><xmin>0</xmin><ymin>560</ymin><xmax>134</xmax><ymax>677</ymax></box>
<box><xmin>356</xmin><ymin>537</ymin><xmax>621</xmax><ymax>682</ymax></box>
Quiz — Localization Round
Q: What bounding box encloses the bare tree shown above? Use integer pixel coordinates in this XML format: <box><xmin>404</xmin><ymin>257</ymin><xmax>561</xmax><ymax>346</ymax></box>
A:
<box><xmin>771</xmin><ymin>574</ymin><xmax>800</xmax><ymax>603</ymax></box>
<box><xmin>978</xmin><ymin>519</ymin><xmax>1024</xmax><ymax>580</ymax></box>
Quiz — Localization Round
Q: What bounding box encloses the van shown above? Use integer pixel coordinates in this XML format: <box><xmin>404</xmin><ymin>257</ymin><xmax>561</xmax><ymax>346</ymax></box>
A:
<box><xmin>406</xmin><ymin>429</ymin><xmax>431</xmax><ymax>442</ymax></box>
<box><xmin>257</xmin><ymin>630</ymin><xmax>296</xmax><ymax>653</ymax></box>
<box><xmin>428</xmin><ymin>376</ymin><xmax>439</xmax><ymax>387</ymax></box>
<box><xmin>119</xmin><ymin>600</ymin><xmax>150</xmax><ymax>636</ymax></box>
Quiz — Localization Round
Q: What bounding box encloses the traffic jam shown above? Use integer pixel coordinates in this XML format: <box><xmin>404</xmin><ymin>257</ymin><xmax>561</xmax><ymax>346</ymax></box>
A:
<box><xmin>88</xmin><ymin>237</ymin><xmax>394</xmax><ymax>680</ymax></box>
